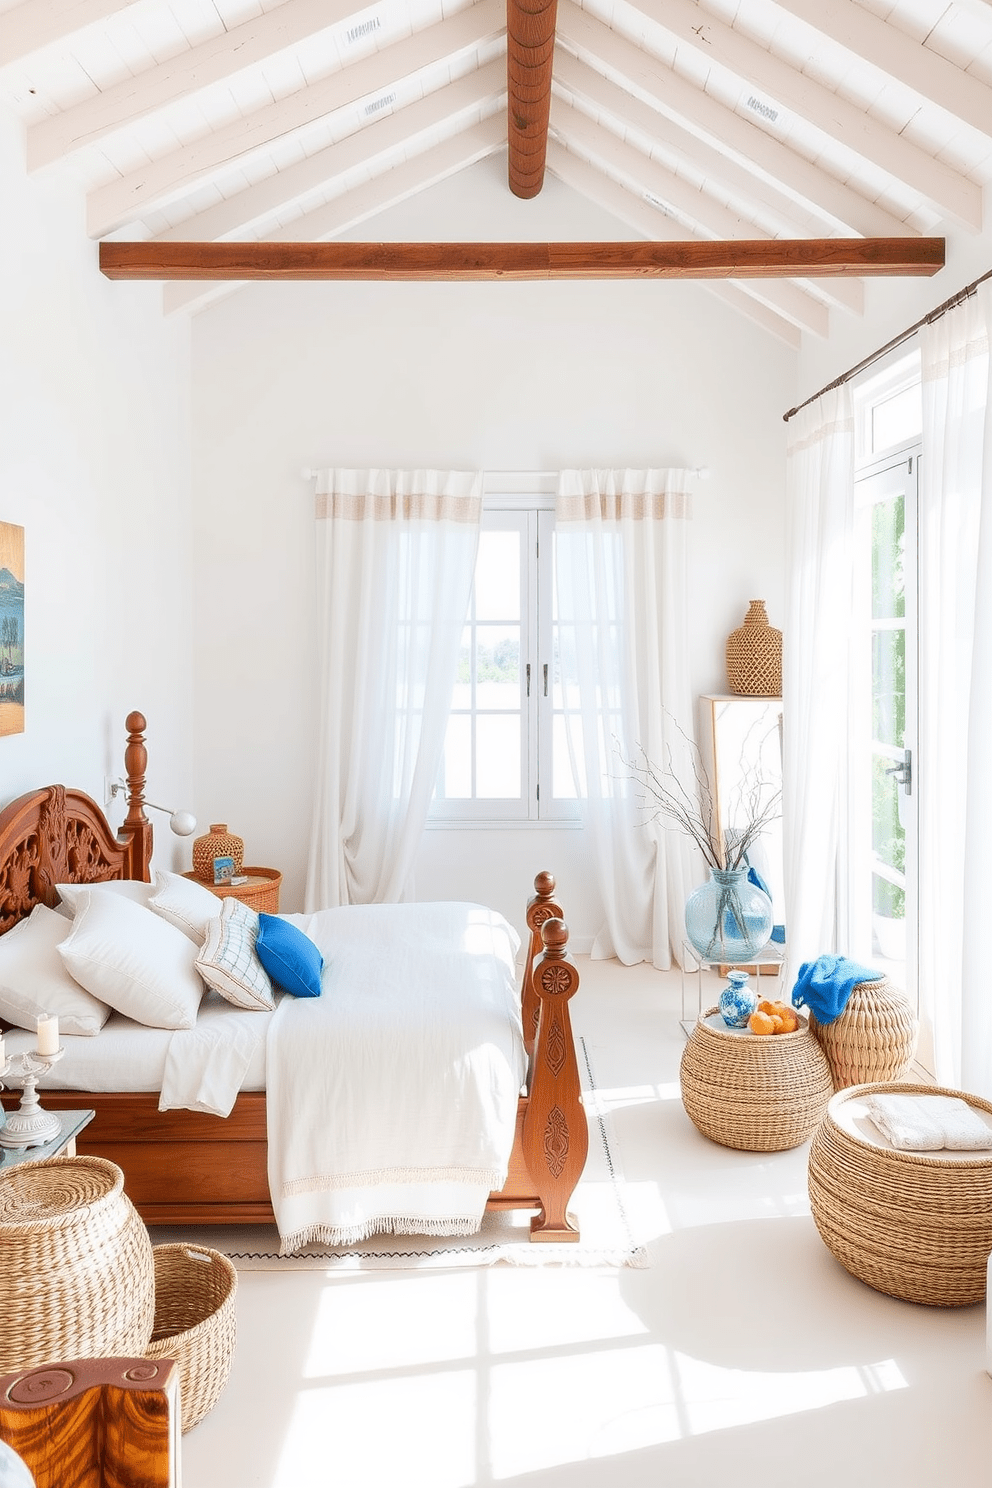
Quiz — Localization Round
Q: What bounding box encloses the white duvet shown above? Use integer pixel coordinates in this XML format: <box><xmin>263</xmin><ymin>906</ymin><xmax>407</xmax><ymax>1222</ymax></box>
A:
<box><xmin>266</xmin><ymin>901</ymin><xmax>525</xmax><ymax>1253</ymax></box>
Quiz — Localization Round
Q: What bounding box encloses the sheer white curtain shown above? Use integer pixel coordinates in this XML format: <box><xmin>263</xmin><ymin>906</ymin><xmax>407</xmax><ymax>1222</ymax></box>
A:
<box><xmin>918</xmin><ymin>285</ymin><xmax>992</xmax><ymax>1092</ymax></box>
<box><xmin>555</xmin><ymin>468</ymin><xmax>697</xmax><ymax>968</ymax></box>
<box><xmin>305</xmin><ymin>468</ymin><xmax>482</xmax><ymax>909</ymax></box>
<box><xmin>782</xmin><ymin>386</ymin><xmax>856</xmax><ymax>980</ymax></box>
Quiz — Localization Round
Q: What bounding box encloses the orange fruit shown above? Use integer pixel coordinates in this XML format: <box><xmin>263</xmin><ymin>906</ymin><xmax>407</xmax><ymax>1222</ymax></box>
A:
<box><xmin>757</xmin><ymin>999</ymin><xmax>778</xmax><ymax>1015</ymax></box>
<box><xmin>748</xmin><ymin>1009</ymin><xmax>776</xmax><ymax>1035</ymax></box>
<box><xmin>777</xmin><ymin>1007</ymin><xmax>799</xmax><ymax>1033</ymax></box>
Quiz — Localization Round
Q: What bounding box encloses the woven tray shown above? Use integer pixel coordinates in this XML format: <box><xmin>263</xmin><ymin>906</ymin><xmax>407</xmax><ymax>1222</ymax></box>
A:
<box><xmin>680</xmin><ymin>1007</ymin><xmax>833</xmax><ymax>1152</ymax></box>
<box><xmin>808</xmin><ymin>1082</ymin><xmax>992</xmax><ymax>1306</ymax></box>
<box><xmin>0</xmin><ymin>1156</ymin><xmax>155</xmax><ymax>1376</ymax></box>
<box><xmin>810</xmin><ymin>977</ymin><xmax>918</xmax><ymax>1089</ymax></box>
<box><xmin>146</xmin><ymin>1244</ymin><xmax>238</xmax><ymax>1432</ymax></box>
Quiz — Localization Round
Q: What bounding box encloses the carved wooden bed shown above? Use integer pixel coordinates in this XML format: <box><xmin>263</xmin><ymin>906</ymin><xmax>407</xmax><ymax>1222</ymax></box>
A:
<box><xmin>0</xmin><ymin>712</ymin><xmax>588</xmax><ymax>1241</ymax></box>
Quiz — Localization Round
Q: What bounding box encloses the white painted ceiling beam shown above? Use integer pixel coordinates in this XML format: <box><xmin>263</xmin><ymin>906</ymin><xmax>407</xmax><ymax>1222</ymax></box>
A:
<box><xmin>555</xmin><ymin>51</ymin><xmax>863</xmax><ymax>316</ymax></box>
<box><xmin>153</xmin><ymin>59</ymin><xmax>505</xmax><ymax>244</ymax></box>
<box><xmin>629</xmin><ymin>0</ymin><xmax>983</xmax><ymax>229</ymax></box>
<box><xmin>545</xmin><ymin>141</ymin><xmax>801</xmax><ymax>348</ymax></box>
<box><xmin>0</xmin><ymin>0</ymin><xmax>135</xmax><ymax>65</ymax></box>
<box><xmin>30</xmin><ymin>0</ymin><xmax>370</xmax><ymax>168</ymax></box>
<box><xmin>87</xmin><ymin>0</ymin><xmax>505</xmax><ymax>236</ymax></box>
<box><xmin>773</xmin><ymin>0</ymin><xmax>992</xmax><ymax>140</ymax></box>
<box><xmin>555</xmin><ymin>0</ymin><xmax>913</xmax><ymax>240</ymax></box>
<box><xmin>551</xmin><ymin>100</ymin><xmax>828</xmax><ymax>335</ymax></box>
<box><xmin>163</xmin><ymin>113</ymin><xmax>505</xmax><ymax>315</ymax></box>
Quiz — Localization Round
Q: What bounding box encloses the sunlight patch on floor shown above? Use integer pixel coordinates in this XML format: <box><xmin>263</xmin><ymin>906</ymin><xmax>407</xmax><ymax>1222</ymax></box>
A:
<box><xmin>303</xmin><ymin>1273</ymin><xmax>482</xmax><ymax>1375</ymax></box>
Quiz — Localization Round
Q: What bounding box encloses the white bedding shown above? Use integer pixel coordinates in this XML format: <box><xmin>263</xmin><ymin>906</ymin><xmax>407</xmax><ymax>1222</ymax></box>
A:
<box><xmin>269</xmin><ymin>902</ymin><xmax>526</xmax><ymax>1252</ymax></box>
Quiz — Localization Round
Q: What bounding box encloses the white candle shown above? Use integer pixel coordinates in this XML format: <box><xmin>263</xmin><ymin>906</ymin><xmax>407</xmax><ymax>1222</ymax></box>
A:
<box><xmin>36</xmin><ymin>1014</ymin><xmax>59</xmax><ymax>1057</ymax></box>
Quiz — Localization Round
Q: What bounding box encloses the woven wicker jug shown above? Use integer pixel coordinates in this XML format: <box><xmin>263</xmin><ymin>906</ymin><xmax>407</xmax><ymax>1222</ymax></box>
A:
<box><xmin>726</xmin><ymin>600</ymin><xmax>782</xmax><ymax>697</ymax></box>
<box><xmin>191</xmin><ymin>823</ymin><xmax>244</xmax><ymax>882</ymax></box>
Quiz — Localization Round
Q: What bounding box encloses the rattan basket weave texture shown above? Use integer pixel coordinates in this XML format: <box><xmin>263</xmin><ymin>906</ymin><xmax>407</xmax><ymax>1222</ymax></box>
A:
<box><xmin>145</xmin><ymin>1244</ymin><xmax>238</xmax><ymax>1432</ymax></box>
<box><xmin>680</xmin><ymin>1008</ymin><xmax>834</xmax><ymax>1152</ymax></box>
<box><xmin>808</xmin><ymin>1082</ymin><xmax>992</xmax><ymax>1306</ymax></box>
<box><xmin>810</xmin><ymin>977</ymin><xmax>918</xmax><ymax>1090</ymax></box>
<box><xmin>0</xmin><ymin>1156</ymin><xmax>155</xmax><ymax>1376</ymax></box>
<box><xmin>725</xmin><ymin>600</ymin><xmax>782</xmax><ymax>697</ymax></box>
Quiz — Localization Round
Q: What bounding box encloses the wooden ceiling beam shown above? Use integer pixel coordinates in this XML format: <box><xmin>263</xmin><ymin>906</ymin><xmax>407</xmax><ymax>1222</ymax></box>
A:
<box><xmin>100</xmin><ymin>237</ymin><xmax>945</xmax><ymax>281</ymax></box>
<box><xmin>0</xmin><ymin>0</ymin><xmax>134</xmax><ymax>65</ymax></box>
<box><xmin>506</xmin><ymin>0</ymin><xmax>559</xmax><ymax>197</ymax></box>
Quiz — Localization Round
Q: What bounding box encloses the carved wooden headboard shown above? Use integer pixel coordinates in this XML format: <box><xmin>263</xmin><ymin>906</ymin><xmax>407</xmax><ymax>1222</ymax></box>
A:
<box><xmin>0</xmin><ymin>712</ymin><xmax>154</xmax><ymax>936</ymax></box>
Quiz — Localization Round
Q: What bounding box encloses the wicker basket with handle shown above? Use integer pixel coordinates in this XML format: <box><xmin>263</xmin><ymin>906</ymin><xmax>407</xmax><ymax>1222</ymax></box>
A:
<box><xmin>145</xmin><ymin>1243</ymin><xmax>238</xmax><ymax>1432</ymax></box>
<box><xmin>0</xmin><ymin>1156</ymin><xmax>155</xmax><ymax>1376</ymax></box>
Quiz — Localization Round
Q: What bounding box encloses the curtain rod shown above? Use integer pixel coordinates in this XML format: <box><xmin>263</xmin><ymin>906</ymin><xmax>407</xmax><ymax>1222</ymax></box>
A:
<box><xmin>300</xmin><ymin>467</ymin><xmax>711</xmax><ymax>479</ymax></box>
<box><xmin>782</xmin><ymin>262</ymin><xmax>992</xmax><ymax>423</ymax></box>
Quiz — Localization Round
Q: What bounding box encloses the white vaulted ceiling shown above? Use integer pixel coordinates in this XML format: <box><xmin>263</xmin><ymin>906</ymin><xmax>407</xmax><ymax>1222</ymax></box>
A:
<box><xmin>2</xmin><ymin>0</ymin><xmax>991</xmax><ymax>344</ymax></box>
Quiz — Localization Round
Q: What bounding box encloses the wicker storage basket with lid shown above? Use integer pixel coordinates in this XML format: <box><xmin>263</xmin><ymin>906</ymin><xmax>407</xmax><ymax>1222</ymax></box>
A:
<box><xmin>808</xmin><ymin>1082</ymin><xmax>992</xmax><ymax>1305</ymax></box>
<box><xmin>0</xmin><ymin>1156</ymin><xmax>155</xmax><ymax>1376</ymax></box>
<box><xmin>145</xmin><ymin>1244</ymin><xmax>238</xmax><ymax>1431</ymax></box>
<box><xmin>726</xmin><ymin>600</ymin><xmax>782</xmax><ymax>697</ymax></box>
<box><xmin>810</xmin><ymin>977</ymin><xmax>918</xmax><ymax>1090</ymax></box>
<box><xmin>680</xmin><ymin>1007</ymin><xmax>833</xmax><ymax>1152</ymax></box>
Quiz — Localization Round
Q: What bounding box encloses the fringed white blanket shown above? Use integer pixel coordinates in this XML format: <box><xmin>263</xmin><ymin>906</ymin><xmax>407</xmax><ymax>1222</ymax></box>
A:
<box><xmin>266</xmin><ymin>901</ymin><xmax>526</xmax><ymax>1255</ymax></box>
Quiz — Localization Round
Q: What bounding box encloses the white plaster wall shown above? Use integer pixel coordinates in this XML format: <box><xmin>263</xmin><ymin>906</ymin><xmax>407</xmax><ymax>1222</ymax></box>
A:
<box><xmin>0</xmin><ymin>106</ymin><xmax>194</xmax><ymax>870</ymax></box>
<box><xmin>190</xmin><ymin>154</ymin><xmax>796</xmax><ymax>937</ymax></box>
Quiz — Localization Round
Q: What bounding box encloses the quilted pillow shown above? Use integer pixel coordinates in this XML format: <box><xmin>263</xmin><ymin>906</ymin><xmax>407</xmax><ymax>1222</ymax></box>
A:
<box><xmin>58</xmin><ymin>888</ymin><xmax>205</xmax><ymax>1030</ymax></box>
<box><xmin>255</xmin><ymin>914</ymin><xmax>323</xmax><ymax>998</ymax></box>
<box><xmin>0</xmin><ymin>903</ymin><xmax>111</xmax><ymax>1036</ymax></box>
<box><xmin>195</xmin><ymin>898</ymin><xmax>275</xmax><ymax>1012</ymax></box>
<box><xmin>148</xmin><ymin>870</ymin><xmax>221</xmax><ymax>944</ymax></box>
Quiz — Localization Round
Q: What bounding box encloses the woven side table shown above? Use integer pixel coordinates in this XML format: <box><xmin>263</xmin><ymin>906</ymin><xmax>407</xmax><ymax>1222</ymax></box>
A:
<box><xmin>0</xmin><ymin>1155</ymin><xmax>155</xmax><ymax>1375</ymax></box>
<box><xmin>810</xmin><ymin>977</ymin><xmax>918</xmax><ymax>1090</ymax></box>
<box><xmin>808</xmin><ymin>1082</ymin><xmax>992</xmax><ymax>1306</ymax></box>
<box><xmin>680</xmin><ymin>1008</ymin><xmax>833</xmax><ymax>1152</ymax></box>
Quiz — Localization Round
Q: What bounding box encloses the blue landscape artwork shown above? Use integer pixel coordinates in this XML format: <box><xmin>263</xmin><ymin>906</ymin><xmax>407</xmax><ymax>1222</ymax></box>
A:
<box><xmin>0</xmin><ymin>522</ymin><xmax>24</xmax><ymax>737</ymax></box>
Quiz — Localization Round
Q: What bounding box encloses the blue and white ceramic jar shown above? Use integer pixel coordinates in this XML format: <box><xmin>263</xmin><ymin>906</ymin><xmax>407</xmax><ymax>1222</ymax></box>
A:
<box><xmin>718</xmin><ymin>970</ymin><xmax>757</xmax><ymax>1029</ymax></box>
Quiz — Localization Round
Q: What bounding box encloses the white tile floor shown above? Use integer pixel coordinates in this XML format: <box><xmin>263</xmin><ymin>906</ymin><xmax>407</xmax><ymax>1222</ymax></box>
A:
<box><xmin>181</xmin><ymin>957</ymin><xmax>992</xmax><ymax>1488</ymax></box>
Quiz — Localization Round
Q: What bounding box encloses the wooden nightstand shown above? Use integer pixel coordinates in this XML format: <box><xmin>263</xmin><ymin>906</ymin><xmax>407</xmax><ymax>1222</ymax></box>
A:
<box><xmin>182</xmin><ymin>867</ymin><xmax>282</xmax><ymax>914</ymax></box>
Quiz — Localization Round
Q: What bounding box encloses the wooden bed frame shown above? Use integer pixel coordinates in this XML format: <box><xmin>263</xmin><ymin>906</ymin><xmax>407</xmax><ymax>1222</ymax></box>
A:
<box><xmin>0</xmin><ymin>712</ymin><xmax>588</xmax><ymax>1241</ymax></box>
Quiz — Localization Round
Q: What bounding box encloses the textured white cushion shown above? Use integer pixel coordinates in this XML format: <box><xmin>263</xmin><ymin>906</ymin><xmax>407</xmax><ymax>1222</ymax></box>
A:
<box><xmin>58</xmin><ymin>889</ymin><xmax>205</xmax><ymax>1030</ymax></box>
<box><xmin>148</xmin><ymin>870</ymin><xmax>221</xmax><ymax>944</ymax></box>
<box><xmin>56</xmin><ymin>879</ymin><xmax>154</xmax><ymax>918</ymax></box>
<box><xmin>196</xmin><ymin>898</ymin><xmax>275</xmax><ymax>1011</ymax></box>
<box><xmin>0</xmin><ymin>903</ymin><xmax>111</xmax><ymax>1036</ymax></box>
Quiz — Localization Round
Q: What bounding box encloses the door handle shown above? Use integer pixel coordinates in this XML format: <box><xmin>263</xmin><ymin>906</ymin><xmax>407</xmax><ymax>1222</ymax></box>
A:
<box><xmin>885</xmin><ymin>749</ymin><xmax>912</xmax><ymax>795</ymax></box>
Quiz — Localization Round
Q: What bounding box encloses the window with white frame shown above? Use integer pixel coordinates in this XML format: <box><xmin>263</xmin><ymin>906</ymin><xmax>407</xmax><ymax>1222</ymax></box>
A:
<box><xmin>431</xmin><ymin>498</ymin><xmax>579</xmax><ymax>822</ymax></box>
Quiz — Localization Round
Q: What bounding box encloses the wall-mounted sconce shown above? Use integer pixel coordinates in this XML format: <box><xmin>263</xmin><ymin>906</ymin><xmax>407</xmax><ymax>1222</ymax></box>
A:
<box><xmin>108</xmin><ymin>780</ymin><xmax>196</xmax><ymax>837</ymax></box>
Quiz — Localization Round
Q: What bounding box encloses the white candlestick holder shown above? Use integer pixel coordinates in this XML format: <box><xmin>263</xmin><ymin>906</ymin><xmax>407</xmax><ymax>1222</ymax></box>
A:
<box><xmin>0</xmin><ymin>1048</ymin><xmax>65</xmax><ymax>1149</ymax></box>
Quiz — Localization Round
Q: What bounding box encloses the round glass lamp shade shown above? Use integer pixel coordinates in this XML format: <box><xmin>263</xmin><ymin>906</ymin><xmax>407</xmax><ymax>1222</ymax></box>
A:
<box><xmin>685</xmin><ymin>867</ymin><xmax>773</xmax><ymax>964</ymax></box>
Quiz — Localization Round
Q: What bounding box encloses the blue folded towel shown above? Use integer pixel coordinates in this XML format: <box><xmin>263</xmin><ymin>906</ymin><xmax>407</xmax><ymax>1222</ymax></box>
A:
<box><xmin>791</xmin><ymin>954</ymin><xmax>882</xmax><ymax>1026</ymax></box>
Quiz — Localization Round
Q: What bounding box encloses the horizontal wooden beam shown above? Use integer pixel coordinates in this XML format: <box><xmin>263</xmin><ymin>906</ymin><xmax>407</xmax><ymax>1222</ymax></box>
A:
<box><xmin>100</xmin><ymin>238</ymin><xmax>945</xmax><ymax>281</ymax></box>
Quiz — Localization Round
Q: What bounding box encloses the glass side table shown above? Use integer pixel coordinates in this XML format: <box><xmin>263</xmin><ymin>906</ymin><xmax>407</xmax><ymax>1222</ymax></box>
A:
<box><xmin>0</xmin><ymin>1109</ymin><xmax>95</xmax><ymax>1172</ymax></box>
<box><xmin>680</xmin><ymin>941</ymin><xmax>787</xmax><ymax>1035</ymax></box>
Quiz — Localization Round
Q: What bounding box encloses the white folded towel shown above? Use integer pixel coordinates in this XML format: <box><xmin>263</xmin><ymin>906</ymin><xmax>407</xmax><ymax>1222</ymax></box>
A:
<box><xmin>864</xmin><ymin>1093</ymin><xmax>992</xmax><ymax>1151</ymax></box>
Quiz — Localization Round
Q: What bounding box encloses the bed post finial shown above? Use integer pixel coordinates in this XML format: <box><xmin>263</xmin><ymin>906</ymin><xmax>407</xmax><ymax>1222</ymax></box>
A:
<box><xmin>523</xmin><ymin>917</ymin><xmax>587</xmax><ymax>1241</ymax></box>
<box><xmin>119</xmin><ymin>711</ymin><xmax>153</xmax><ymax>881</ymax></box>
<box><xmin>522</xmin><ymin>870</ymin><xmax>563</xmax><ymax>1056</ymax></box>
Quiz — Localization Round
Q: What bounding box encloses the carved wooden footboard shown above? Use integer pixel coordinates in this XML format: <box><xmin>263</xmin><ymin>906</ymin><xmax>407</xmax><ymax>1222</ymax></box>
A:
<box><xmin>0</xmin><ymin>717</ymin><xmax>588</xmax><ymax>1240</ymax></box>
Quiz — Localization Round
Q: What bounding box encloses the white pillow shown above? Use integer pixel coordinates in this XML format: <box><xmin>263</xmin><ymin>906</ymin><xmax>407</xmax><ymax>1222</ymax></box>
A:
<box><xmin>148</xmin><ymin>870</ymin><xmax>220</xmax><ymax>944</ymax></box>
<box><xmin>196</xmin><ymin>898</ymin><xmax>275</xmax><ymax>1012</ymax></box>
<box><xmin>0</xmin><ymin>903</ymin><xmax>111</xmax><ymax>1036</ymax></box>
<box><xmin>56</xmin><ymin>879</ymin><xmax>154</xmax><ymax>918</ymax></box>
<box><xmin>58</xmin><ymin>889</ymin><xmax>205</xmax><ymax>1030</ymax></box>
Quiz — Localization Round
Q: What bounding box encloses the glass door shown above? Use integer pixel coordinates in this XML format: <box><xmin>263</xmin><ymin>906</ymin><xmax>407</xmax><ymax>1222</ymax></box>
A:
<box><xmin>852</xmin><ymin>454</ymin><xmax>921</xmax><ymax>1051</ymax></box>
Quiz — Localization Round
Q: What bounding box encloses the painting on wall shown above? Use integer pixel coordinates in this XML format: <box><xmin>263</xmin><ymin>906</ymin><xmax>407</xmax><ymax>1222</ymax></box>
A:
<box><xmin>0</xmin><ymin>522</ymin><xmax>24</xmax><ymax>737</ymax></box>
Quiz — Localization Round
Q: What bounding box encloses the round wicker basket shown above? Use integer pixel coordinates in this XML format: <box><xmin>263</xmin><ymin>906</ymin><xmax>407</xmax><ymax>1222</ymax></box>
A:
<box><xmin>0</xmin><ymin>1156</ymin><xmax>155</xmax><ymax>1376</ymax></box>
<box><xmin>726</xmin><ymin>600</ymin><xmax>782</xmax><ymax>697</ymax></box>
<box><xmin>810</xmin><ymin>978</ymin><xmax>918</xmax><ymax>1090</ymax></box>
<box><xmin>680</xmin><ymin>1007</ymin><xmax>833</xmax><ymax>1152</ymax></box>
<box><xmin>145</xmin><ymin>1244</ymin><xmax>238</xmax><ymax>1432</ymax></box>
<box><xmin>807</xmin><ymin>1082</ymin><xmax>992</xmax><ymax>1306</ymax></box>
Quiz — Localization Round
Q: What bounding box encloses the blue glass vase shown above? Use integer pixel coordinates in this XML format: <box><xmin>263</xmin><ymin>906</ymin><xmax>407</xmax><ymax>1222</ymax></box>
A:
<box><xmin>685</xmin><ymin>867</ymin><xmax>773</xmax><ymax>964</ymax></box>
<box><xmin>718</xmin><ymin>970</ymin><xmax>757</xmax><ymax>1028</ymax></box>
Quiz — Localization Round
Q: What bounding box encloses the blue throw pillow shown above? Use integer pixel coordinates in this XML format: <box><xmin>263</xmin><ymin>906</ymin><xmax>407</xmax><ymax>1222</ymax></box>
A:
<box><xmin>255</xmin><ymin>914</ymin><xmax>323</xmax><ymax>998</ymax></box>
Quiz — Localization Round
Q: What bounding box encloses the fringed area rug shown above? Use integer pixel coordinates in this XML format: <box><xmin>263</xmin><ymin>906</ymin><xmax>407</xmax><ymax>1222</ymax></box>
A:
<box><xmin>150</xmin><ymin>1039</ymin><xmax>648</xmax><ymax>1271</ymax></box>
